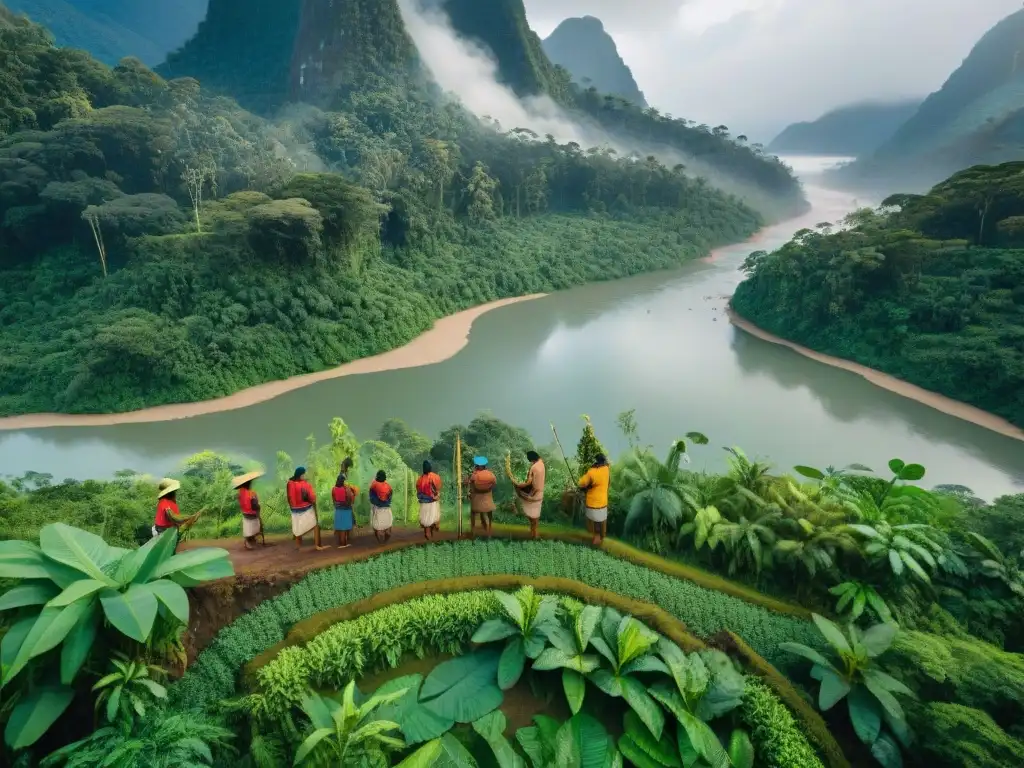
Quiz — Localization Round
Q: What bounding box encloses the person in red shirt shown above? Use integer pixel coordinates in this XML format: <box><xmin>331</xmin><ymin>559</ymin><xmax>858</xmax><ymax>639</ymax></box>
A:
<box><xmin>233</xmin><ymin>470</ymin><xmax>266</xmax><ymax>551</ymax></box>
<box><xmin>369</xmin><ymin>470</ymin><xmax>394</xmax><ymax>544</ymax></box>
<box><xmin>153</xmin><ymin>478</ymin><xmax>197</xmax><ymax>542</ymax></box>
<box><xmin>416</xmin><ymin>461</ymin><xmax>443</xmax><ymax>541</ymax></box>
<box><xmin>331</xmin><ymin>471</ymin><xmax>360</xmax><ymax>549</ymax></box>
<box><xmin>286</xmin><ymin>466</ymin><xmax>327</xmax><ymax>551</ymax></box>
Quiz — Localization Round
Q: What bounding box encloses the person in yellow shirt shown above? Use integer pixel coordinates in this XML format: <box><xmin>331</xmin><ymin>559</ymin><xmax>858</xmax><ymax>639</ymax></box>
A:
<box><xmin>578</xmin><ymin>453</ymin><xmax>610</xmax><ymax>546</ymax></box>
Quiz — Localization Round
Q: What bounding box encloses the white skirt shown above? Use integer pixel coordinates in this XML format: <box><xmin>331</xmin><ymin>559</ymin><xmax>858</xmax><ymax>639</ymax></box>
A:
<box><xmin>371</xmin><ymin>505</ymin><xmax>394</xmax><ymax>531</ymax></box>
<box><xmin>419</xmin><ymin>501</ymin><xmax>440</xmax><ymax>528</ymax></box>
<box><xmin>242</xmin><ymin>516</ymin><xmax>261</xmax><ymax>538</ymax></box>
<box><xmin>585</xmin><ymin>506</ymin><xmax>608</xmax><ymax>523</ymax></box>
<box><xmin>521</xmin><ymin>499</ymin><xmax>542</xmax><ymax>520</ymax></box>
<box><xmin>291</xmin><ymin>507</ymin><xmax>318</xmax><ymax>537</ymax></box>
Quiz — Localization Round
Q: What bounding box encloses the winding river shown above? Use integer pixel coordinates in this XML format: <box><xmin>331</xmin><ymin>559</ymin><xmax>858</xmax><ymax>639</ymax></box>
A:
<box><xmin>2</xmin><ymin>157</ymin><xmax>1022</xmax><ymax>499</ymax></box>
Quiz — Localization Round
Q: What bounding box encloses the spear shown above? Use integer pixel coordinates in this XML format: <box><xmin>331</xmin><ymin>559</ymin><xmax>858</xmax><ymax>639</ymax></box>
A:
<box><xmin>550</xmin><ymin>423</ymin><xmax>581</xmax><ymax>524</ymax></box>
<box><xmin>455</xmin><ymin>431</ymin><xmax>463</xmax><ymax>539</ymax></box>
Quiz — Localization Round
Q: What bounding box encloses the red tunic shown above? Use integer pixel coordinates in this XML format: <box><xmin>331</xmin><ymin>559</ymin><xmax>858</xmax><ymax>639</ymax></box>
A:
<box><xmin>238</xmin><ymin>488</ymin><xmax>259</xmax><ymax>517</ymax></box>
<box><xmin>154</xmin><ymin>498</ymin><xmax>179</xmax><ymax>528</ymax></box>
<box><xmin>287</xmin><ymin>479</ymin><xmax>315</xmax><ymax>510</ymax></box>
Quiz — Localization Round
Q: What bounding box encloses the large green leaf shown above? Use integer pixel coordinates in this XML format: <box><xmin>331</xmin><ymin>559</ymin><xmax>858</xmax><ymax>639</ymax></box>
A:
<box><xmin>619</xmin><ymin>735</ymin><xmax>671</xmax><ymax>768</ymax></box>
<box><xmin>498</xmin><ymin>637</ymin><xmax>526</xmax><ymax>690</ymax></box>
<box><xmin>818</xmin><ymin>668</ymin><xmax>852</xmax><ymax>710</ymax></box>
<box><xmin>811</xmin><ymin>614</ymin><xmax>852</xmax><ymax>657</ymax></box>
<box><xmin>727</xmin><ymin>730</ymin><xmax>754</xmax><ymax>768</ymax></box>
<box><xmin>0</xmin><ymin>582</ymin><xmax>59</xmax><ymax>611</ymax></box>
<box><xmin>622</xmin><ymin>676</ymin><xmax>665</xmax><ymax>741</ymax></box>
<box><xmin>38</xmin><ymin>524</ymin><xmax>119</xmax><ymax>585</ymax></box>
<box><xmin>4</xmin><ymin>685</ymin><xmax>75</xmax><ymax>749</ymax></box>
<box><xmin>473</xmin><ymin>619</ymin><xmax>518</xmax><ymax>644</ymax></box>
<box><xmin>898</xmin><ymin>464</ymin><xmax>925</xmax><ymax>482</ymax></box>
<box><xmin>121</xmin><ymin>528</ymin><xmax>179</xmax><ymax>585</ymax></box>
<box><xmin>696</xmin><ymin>651</ymin><xmax>746</xmax><ymax>720</ymax></box>
<box><xmin>376</xmin><ymin>675</ymin><xmax>454</xmax><ymax>745</ymax></box>
<box><xmin>859</xmin><ymin>623</ymin><xmax>898</xmax><ymax>658</ymax></box>
<box><xmin>420</xmin><ymin>650</ymin><xmax>503</xmax><ymax>723</ymax></box>
<box><xmin>517</xmin><ymin>726</ymin><xmax>547</xmax><ymax>768</ymax></box>
<box><xmin>563</xmin><ymin>669</ymin><xmax>586</xmax><ymax>714</ymax></box>
<box><xmin>495</xmin><ymin>591</ymin><xmax>525</xmax><ymax>628</ymax></box>
<box><xmin>433</xmin><ymin>733</ymin><xmax>479</xmax><ymax>768</ymax></box>
<box><xmin>622</xmin><ymin>710</ymin><xmax>681</xmax><ymax>768</ymax></box>
<box><xmin>100</xmin><ymin>584</ymin><xmax>159</xmax><ymax>643</ymax></box>
<box><xmin>60</xmin><ymin>602</ymin><xmax>99</xmax><ymax>684</ymax></box>
<box><xmin>152</xmin><ymin>548</ymin><xmax>232</xmax><ymax>580</ymax></box>
<box><xmin>862</xmin><ymin>676</ymin><xmax>906</xmax><ymax>724</ymax></box>
<box><xmin>555</xmin><ymin>713</ymin><xmax>612</xmax><ymax>768</ymax></box>
<box><xmin>6</xmin><ymin>599</ymin><xmax>95</xmax><ymax>684</ymax></box>
<box><xmin>48</xmin><ymin>579</ymin><xmax>108</xmax><ymax>608</ymax></box>
<box><xmin>870</xmin><ymin>732</ymin><xmax>904</xmax><ymax>768</ymax></box>
<box><xmin>1</xmin><ymin>616</ymin><xmax>35</xmax><ymax>676</ymax></box>
<box><xmin>862</xmin><ymin>669</ymin><xmax>914</xmax><ymax>698</ymax></box>
<box><xmin>677</xmin><ymin>711</ymin><xmax>729</xmax><ymax>768</ymax></box>
<box><xmin>778</xmin><ymin>642</ymin><xmax>835</xmax><ymax>672</ymax></box>
<box><xmin>0</xmin><ymin>542</ymin><xmax>50</xmax><ymax>580</ymax></box>
<box><xmin>146</xmin><ymin>579</ymin><xmax>190</xmax><ymax>625</ymax></box>
<box><xmin>847</xmin><ymin>685</ymin><xmax>882</xmax><ymax>745</ymax></box>
<box><xmin>473</xmin><ymin>711</ymin><xmax>525</xmax><ymax>768</ymax></box>
<box><xmin>293</xmin><ymin>727</ymin><xmax>333</xmax><ymax>766</ymax></box>
<box><xmin>396</xmin><ymin>739</ymin><xmax>445</xmax><ymax>767</ymax></box>
<box><xmin>588</xmin><ymin>669</ymin><xmax>623</xmax><ymax>697</ymax></box>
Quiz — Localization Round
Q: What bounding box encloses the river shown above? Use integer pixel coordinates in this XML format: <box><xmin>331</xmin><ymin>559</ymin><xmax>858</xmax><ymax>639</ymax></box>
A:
<box><xmin>2</xmin><ymin>157</ymin><xmax>1022</xmax><ymax>499</ymax></box>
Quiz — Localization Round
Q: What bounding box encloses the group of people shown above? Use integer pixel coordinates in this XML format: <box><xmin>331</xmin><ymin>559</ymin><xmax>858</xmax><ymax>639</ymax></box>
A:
<box><xmin>152</xmin><ymin>450</ymin><xmax>612</xmax><ymax>550</ymax></box>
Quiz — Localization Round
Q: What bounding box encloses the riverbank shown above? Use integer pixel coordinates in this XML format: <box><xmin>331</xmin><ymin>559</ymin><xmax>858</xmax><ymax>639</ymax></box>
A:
<box><xmin>0</xmin><ymin>294</ymin><xmax>546</xmax><ymax>430</ymax></box>
<box><xmin>727</xmin><ymin>306</ymin><xmax>1024</xmax><ymax>443</ymax></box>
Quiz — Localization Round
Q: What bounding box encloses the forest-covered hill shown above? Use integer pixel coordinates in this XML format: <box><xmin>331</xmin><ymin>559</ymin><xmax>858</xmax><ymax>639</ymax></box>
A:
<box><xmin>733</xmin><ymin>161</ymin><xmax>1024</xmax><ymax>428</ymax></box>
<box><xmin>832</xmin><ymin>9</ymin><xmax>1024</xmax><ymax>191</ymax></box>
<box><xmin>3</xmin><ymin>0</ymin><xmax>207</xmax><ymax>64</ymax></box>
<box><xmin>159</xmin><ymin>0</ymin><xmax>805</xmax><ymax>219</ymax></box>
<box><xmin>541</xmin><ymin>16</ymin><xmax>647</xmax><ymax>108</ymax></box>
<box><xmin>0</xmin><ymin>4</ymin><xmax>763</xmax><ymax>416</ymax></box>
<box><xmin>768</xmin><ymin>99</ymin><xmax>921</xmax><ymax>157</ymax></box>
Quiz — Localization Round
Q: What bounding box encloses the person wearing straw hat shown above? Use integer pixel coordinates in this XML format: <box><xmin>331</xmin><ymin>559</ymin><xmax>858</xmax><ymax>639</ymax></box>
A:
<box><xmin>416</xmin><ymin>460</ymin><xmax>443</xmax><ymax>541</ymax></box>
<box><xmin>286</xmin><ymin>467</ymin><xmax>327</xmax><ymax>551</ymax></box>
<box><xmin>515</xmin><ymin>450</ymin><xmax>546</xmax><ymax>540</ymax></box>
<box><xmin>369</xmin><ymin>470</ymin><xmax>394</xmax><ymax>544</ymax></box>
<box><xmin>331</xmin><ymin>471</ymin><xmax>360</xmax><ymax>549</ymax></box>
<box><xmin>579</xmin><ymin>453</ymin><xmax>611</xmax><ymax>546</ymax></box>
<box><xmin>233</xmin><ymin>470</ymin><xmax>266</xmax><ymax>550</ymax></box>
<box><xmin>152</xmin><ymin>478</ymin><xmax>195</xmax><ymax>539</ymax></box>
<box><xmin>466</xmin><ymin>456</ymin><xmax>497</xmax><ymax>538</ymax></box>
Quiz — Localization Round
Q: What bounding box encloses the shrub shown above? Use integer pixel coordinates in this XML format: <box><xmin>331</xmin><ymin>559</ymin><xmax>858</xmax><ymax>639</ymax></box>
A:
<box><xmin>739</xmin><ymin>679</ymin><xmax>826</xmax><ymax>768</ymax></box>
<box><xmin>909</xmin><ymin>702</ymin><xmax>1024</xmax><ymax>768</ymax></box>
<box><xmin>169</xmin><ymin>541</ymin><xmax>821</xmax><ymax>712</ymax></box>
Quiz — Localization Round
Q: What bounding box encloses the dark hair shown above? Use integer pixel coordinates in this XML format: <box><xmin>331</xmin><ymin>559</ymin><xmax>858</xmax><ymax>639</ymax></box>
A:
<box><xmin>165</xmin><ymin>490</ymin><xmax>177</xmax><ymax>501</ymax></box>
<box><xmin>595</xmin><ymin>454</ymin><xmax>607</xmax><ymax>466</ymax></box>
<box><xmin>239</xmin><ymin>481</ymin><xmax>252</xmax><ymax>490</ymax></box>
<box><xmin>375</xmin><ymin>470</ymin><xmax>387</xmax><ymax>483</ymax></box>
<box><xmin>335</xmin><ymin>473</ymin><xmax>347</xmax><ymax>488</ymax></box>
<box><xmin>341</xmin><ymin>457</ymin><xmax>353</xmax><ymax>471</ymax></box>
<box><xmin>422</xmin><ymin>460</ymin><xmax>432</xmax><ymax>475</ymax></box>
<box><xmin>526</xmin><ymin>450</ymin><xmax>540</xmax><ymax>462</ymax></box>
<box><xmin>291</xmin><ymin>466</ymin><xmax>306</xmax><ymax>481</ymax></box>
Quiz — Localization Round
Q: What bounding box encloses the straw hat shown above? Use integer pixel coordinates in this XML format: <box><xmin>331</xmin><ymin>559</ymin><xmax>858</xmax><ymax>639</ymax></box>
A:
<box><xmin>232</xmin><ymin>470</ymin><xmax>264</xmax><ymax>489</ymax></box>
<box><xmin>157</xmin><ymin>478</ymin><xmax>181</xmax><ymax>498</ymax></box>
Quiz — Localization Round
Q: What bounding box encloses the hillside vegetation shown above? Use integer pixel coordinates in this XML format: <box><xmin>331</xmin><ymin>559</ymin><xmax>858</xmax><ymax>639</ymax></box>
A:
<box><xmin>733</xmin><ymin>161</ymin><xmax>1024</xmax><ymax>428</ymax></box>
<box><xmin>833</xmin><ymin>9</ymin><xmax>1024</xmax><ymax>190</ymax></box>
<box><xmin>542</xmin><ymin>16</ymin><xmax>648</xmax><ymax>107</ymax></box>
<box><xmin>0</xmin><ymin>5</ymin><xmax>763</xmax><ymax>416</ymax></box>
<box><xmin>768</xmin><ymin>99</ymin><xmax>921</xmax><ymax>157</ymax></box>
<box><xmin>3</xmin><ymin>0</ymin><xmax>206</xmax><ymax>64</ymax></box>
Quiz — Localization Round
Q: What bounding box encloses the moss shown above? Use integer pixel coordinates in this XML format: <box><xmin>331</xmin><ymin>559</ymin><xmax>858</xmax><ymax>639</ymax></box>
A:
<box><xmin>740</xmin><ymin>679</ymin><xmax>826</xmax><ymax>768</ymax></box>
<box><xmin>910</xmin><ymin>702</ymin><xmax>1024</xmax><ymax>768</ymax></box>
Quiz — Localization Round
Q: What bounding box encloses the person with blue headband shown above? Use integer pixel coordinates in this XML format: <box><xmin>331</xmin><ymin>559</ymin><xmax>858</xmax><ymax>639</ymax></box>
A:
<box><xmin>466</xmin><ymin>456</ymin><xmax>497</xmax><ymax>538</ymax></box>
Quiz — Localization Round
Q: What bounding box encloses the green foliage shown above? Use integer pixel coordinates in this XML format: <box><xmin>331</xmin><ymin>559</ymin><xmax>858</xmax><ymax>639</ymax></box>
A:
<box><xmin>471</xmin><ymin>587</ymin><xmax>560</xmax><ymax>690</ymax></box>
<box><xmin>517</xmin><ymin>713</ymin><xmax>615</xmax><ymax>768</ymax></box>
<box><xmin>0</xmin><ymin>525</ymin><xmax>231</xmax><ymax>749</ymax></box>
<box><xmin>829</xmin><ymin>582</ymin><xmax>893</xmax><ymax>625</ymax></box>
<box><xmin>292</xmin><ymin>682</ymin><xmax>406</xmax><ymax>766</ymax></box>
<box><xmin>738</xmin><ymin>679</ymin><xmax>825</xmax><ymax>768</ymax></box>
<box><xmin>781</xmin><ymin>615</ymin><xmax>913</xmax><ymax>766</ymax></box>
<box><xmin>92</xmin><ymin>653</ymin><xmax>168</xmax><ymax>727</ymax></box>
<box><xmin>575</xmin><ymin>417</ymin><xmax>607</xmax><ymax>474</ymax></box>
<box><xmin>733</xmin><ymin>161</ymin><xmax>1024</xmax><ymax>428</ymax></box>
<box><xmin>908</xmin><ymin>702</ymin><xmax>1024</xmax><ymax>768</ymax></box>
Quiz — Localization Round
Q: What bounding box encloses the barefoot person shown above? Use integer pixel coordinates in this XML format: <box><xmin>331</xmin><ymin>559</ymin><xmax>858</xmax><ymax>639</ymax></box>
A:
<box><xmin>579</xmin><ymin>454</ymin><xmax>610</xmax><ymax>546</ymax></box>
<box><xmin>416</xmin><ymin>461</ymin><xmax>443</xmax><ymax>541</ymax></box>
<box><xmin>515</xmin><ymin>450</ymin><xmax>546</xmax><ymax>540</ymax></box>
<box><xmin>233</xmin><ymin>471</ymin><xmax>266</xmax><ymax>550</ymax></box>
<box><xmin>332</xmin><ymin>471</ymin><xmax>359</xmax><ymax>549</ymax></box>
<box><xmin>152</xmin><ymin>478</ymin><xmax>197</xmax><ymax>540</ymax></box>
<box><xmin>467</xmin><ymin>457</ymin><xmax>497</xmax><ymax>538</ymax></box>
<box><xmin>287</xmin><ymin>466</ymin><xmax>327</xmax><ymax>551</ymax></box>
<box><xmin>369</xmin><ymin>470</ymin><xmax>394</xmax><ymax>544</ymax></box>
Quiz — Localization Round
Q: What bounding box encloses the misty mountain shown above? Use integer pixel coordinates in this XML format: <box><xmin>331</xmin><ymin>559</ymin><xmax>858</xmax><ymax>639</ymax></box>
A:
<box><xmin>832</xmin><ymin>8</ymin><xmax>1024</xmax><ymax>190</ymax></box>
<box><xmin>768</xmin><ymin>99</ymin><xmax>921</xmax><ymax>157</ymax></box>
<box><xmin>4</xmin><ymin>0</ymin><xmax>207</xmax><ymax>65</ymax></box>
<box><xmin>541</xmin><ymin>16</ymin><xmax>647</xmax><ymax>108</ymax></box>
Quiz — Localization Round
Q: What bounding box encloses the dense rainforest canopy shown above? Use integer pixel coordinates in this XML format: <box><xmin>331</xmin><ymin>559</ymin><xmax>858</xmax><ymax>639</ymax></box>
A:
<box><xmin>0</xmin><ymin>5</ymin><xmax>767</xmax><ymax>416</ymax></box>
<box><xmin>732</xmin><ymin>161</ymin><xmax>1024</xmax><ymax>428</ymax></box>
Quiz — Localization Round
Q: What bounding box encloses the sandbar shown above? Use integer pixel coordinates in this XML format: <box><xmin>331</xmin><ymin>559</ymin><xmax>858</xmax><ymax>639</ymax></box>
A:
<box><xmin>728</xmin><ymin>307</ymin><xmax>1024</xmax><ymax>443</ymax></box>
<box><xmin>0</xmin><ymin>294</ymin><xmax>547</xmax><ymax>430</ymax></box>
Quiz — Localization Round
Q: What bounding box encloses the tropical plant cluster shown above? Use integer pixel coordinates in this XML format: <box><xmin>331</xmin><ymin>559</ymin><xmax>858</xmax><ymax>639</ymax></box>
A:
<box><xmin>732</xmin><ymin>161</ymin><xmax>1024</xmax><ymax>428</ymax></box>
<box><xmin>0</xmin><ymin>5</ymin><xmax>768</xmax><ymax>416</ymax></box>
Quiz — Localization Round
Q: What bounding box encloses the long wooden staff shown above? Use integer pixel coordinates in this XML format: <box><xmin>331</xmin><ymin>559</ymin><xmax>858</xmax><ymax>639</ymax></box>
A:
<box><xmin>551</xmin><ymin>423</ymin><xmax>582</xmax><ymax>524</ymax></box>
<box><xmin>455</xmin><ymin>431</ymin><xmax>463</xmax><ymax>539</ymax></box>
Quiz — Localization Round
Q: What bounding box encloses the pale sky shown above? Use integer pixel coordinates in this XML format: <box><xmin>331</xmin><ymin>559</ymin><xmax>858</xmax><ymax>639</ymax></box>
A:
<box><xmin>524</xmin><ymin>0</ymin><xmax>1023</xmax><ymax>141</ymax></box>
